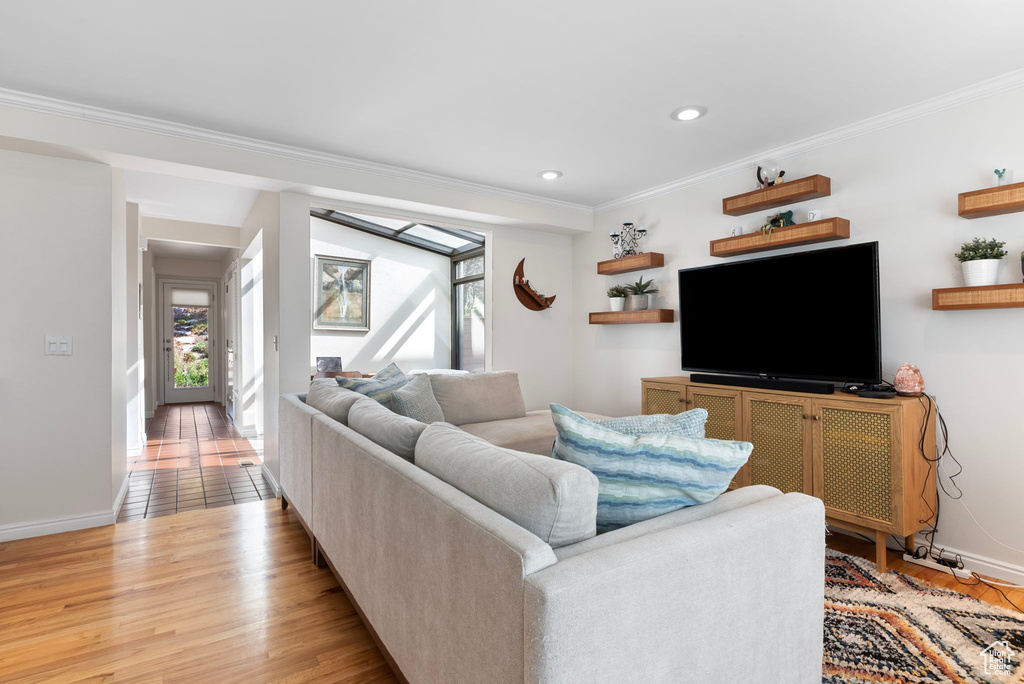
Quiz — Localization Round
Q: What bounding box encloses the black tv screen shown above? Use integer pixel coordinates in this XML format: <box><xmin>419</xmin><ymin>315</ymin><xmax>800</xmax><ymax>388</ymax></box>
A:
<box><xmin>678</xmin><ymin>242</ymin><xmax>881</xmax><ymax>384</ymax></box>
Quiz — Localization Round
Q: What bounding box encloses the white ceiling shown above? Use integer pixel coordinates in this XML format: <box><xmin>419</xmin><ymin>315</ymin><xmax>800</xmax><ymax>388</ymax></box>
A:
<box><xmin>148</xmin><ymin>239</ymin><xmax>233</xmax><ymax>262</ymax></box>
<box><xmin>4</xmin><ymin>2</ymin><xmax>1024</xmax><ymax>206</ymax></box>
<box><xmin>126</xmin><ymin>171</ymin><xmax>260</xmax><ymax>227</ymax></box>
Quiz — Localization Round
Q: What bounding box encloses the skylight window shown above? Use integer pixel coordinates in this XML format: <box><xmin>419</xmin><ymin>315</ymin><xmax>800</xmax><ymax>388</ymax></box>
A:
<box><xmin>310</xmin><ymin>208</ymin><xmax>483</xmax><ymax>256</ymax></box>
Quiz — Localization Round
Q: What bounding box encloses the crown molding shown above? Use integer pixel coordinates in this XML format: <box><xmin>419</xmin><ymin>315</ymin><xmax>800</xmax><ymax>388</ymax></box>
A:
<box><xmin>0</xmin><ymin>87</ymin><xmax>593</xmax><ymax>217</ymax></box>
<box><xmin>595</xmin><ymin>67</ymin><xmax>1024</xmax><ymax>214</ymax></box>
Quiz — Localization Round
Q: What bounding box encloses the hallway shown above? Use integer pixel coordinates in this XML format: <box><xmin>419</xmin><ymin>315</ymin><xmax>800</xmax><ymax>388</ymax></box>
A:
<box><xmin>117</xmin><ymin>403</ymin><xmax>272</xmax><ymax>521</ymax></box>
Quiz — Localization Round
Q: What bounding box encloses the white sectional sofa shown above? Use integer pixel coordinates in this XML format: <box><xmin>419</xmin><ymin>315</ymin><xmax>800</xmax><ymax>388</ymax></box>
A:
<box><xmin>278</xmin><ymin>373</ymin><xmax>826</xmax><ymax>684</ymax></box>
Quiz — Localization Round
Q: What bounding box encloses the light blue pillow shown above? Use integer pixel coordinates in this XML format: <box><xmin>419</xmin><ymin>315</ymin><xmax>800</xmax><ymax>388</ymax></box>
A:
<box><xmin>336</xmin><ymin>362</ymin><xmax>408</xmax><ymax>407</ymax></box>
<box><xmin>390</xmin><ymin>374</ymin><xmax>445</xmax><ymax>423</ymax></box>
<box><xmin>597</xmin><ymin>408</ymin><xmax>708</xmax><ymax>439</ymax></box>
<box><xmin>550</xmin><ymin>404</ymin><xmax>752</xmax><ymax>533</ymax></box>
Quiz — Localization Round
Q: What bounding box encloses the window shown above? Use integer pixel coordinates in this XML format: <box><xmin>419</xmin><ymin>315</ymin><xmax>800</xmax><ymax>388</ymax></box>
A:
<box><xmin>452</xmin><ymin>253</ymin><xmax>485</xmax><ymax>371</ymax></box>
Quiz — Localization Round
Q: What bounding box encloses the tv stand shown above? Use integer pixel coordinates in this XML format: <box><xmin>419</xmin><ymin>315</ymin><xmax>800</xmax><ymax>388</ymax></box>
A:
<box><xmin>640</xmin><ymin>376</ymin><xmax>937</xmax><ymax>572</ymax></box>
<box><xmin>690</xmin><ymin>373</ymin><xmax>835</xmax><ymax>395</ymax></box>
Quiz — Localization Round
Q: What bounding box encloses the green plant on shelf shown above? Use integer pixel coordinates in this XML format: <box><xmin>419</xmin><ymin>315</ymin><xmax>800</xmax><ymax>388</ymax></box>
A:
<box><xmin>625</xmin><ymin>276</ymin><xmax>659</xmax><ymax>295</ymax></box>
<box><xmin>606</xmin><ymin>284</ymin><xmax>628</xmax><ymax>298</ymax></box>
<box><xmin>954</xmin><ymin>237</ymin><xmax>1008</xmax><ymax>262</ymax></box>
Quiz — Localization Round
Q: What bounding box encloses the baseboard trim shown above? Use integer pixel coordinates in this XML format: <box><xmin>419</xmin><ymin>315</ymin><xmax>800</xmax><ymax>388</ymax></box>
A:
<box><xmin>829</xmin><ymin>525</ymin><xmax>1024</xmax><ymax>586</ymax></box>
<box><xmin>261</xmin><ymin>463</ymin><xmax>280</xmax><ymax>497</ymax></box>
<box><xmin>0</xmin><ymin>475</ymin><xmax>132</xmax><ymax>542</ymax></box>
<box><xmin>113</xmin><ymin>473</ymin><xmax>130</xmax><ymax>517</ymax></box>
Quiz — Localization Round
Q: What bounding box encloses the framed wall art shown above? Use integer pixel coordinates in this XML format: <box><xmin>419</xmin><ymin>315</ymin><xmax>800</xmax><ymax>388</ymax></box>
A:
<box><xmin>313</xmin><ymin>255</ymin><xmax>371</xmax><ymax>331</ymax></box>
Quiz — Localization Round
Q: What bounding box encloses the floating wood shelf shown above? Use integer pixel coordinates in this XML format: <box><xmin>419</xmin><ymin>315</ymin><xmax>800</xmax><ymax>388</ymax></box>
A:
<box><xmin>709</xmin><ymin>218</ymin><xmax>850</xmax><ymax>257</ymax></box>
<box><xmin>512</xmin><ymin>258</ymin><xmax>555</xmax><ymax>310</ymax></box>
<box><xmin>958</xmin><ymin>181</ymin><xmax>1024</xmax><ymax>219</ymax></box>
<box><xmin>932</xmin><ymin>283</ymin><xmax>1024</xmax><ymax>310</ymax></box>
<box><xmin>589</xmin><ymin>309</ymin><xmax>674</xmax><ymax>325</ymax></box>
<box><xmin>722</xmin><ymin>175</ymin><xmax>831</xmax><ymax>216</ymax></box>
<box><xmin>597</xmin><ymin>252</ymin><xmax>665</xmax><ymax>276</ymax></box>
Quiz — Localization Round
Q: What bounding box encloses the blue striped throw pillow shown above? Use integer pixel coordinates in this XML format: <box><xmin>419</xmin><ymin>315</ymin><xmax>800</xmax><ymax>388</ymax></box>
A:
<box><xmin>597</xmin><ymin>408</ymin><xmax>708</xmax><ymax>438</ymax></box>
<box><xmin>550</xmin><ymin>404</ymin><xmax>752</xmax><ymax>533</ymax></box>
<box><xmin>336</xmin><ymin>363</ymin><xmax>408</xmax><ymax>408</ymax></box>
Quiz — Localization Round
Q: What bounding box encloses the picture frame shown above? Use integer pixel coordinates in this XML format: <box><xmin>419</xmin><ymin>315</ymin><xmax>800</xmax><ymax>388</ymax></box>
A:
<box><xmin>313</xmin><ymin>255</ymin><xmax>371</xmax><ymax>331</ymax></box>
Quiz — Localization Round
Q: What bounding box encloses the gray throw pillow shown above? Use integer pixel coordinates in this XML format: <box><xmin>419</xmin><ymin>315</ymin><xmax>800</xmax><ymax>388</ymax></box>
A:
<box><xmin>416</xmin><ymin>423</ymin><xmax>598</xmax><ymax>548</ymax></box>
<box><xmin>306</xmin><ymin>381</ymin><xmax>363</xmax><ymax>425</ymax></box>
<box><xmin>428</xmin><ymin>371</ymin><xmax>527</xmax><ymax>426</ymax></box>
<box><xmin>336</xmin><ymin>362</ymin><xmax>408</xmax><ymax>407</ymax></box>
<box><xmin>347</xmin><ymin>397</ymin><xmax>428</xmax><ymax>462</ymax></box>
<box><xmin>390</xmin><ymin>374</ymin><xmax>445</xmax><ymax>423</ymax></box>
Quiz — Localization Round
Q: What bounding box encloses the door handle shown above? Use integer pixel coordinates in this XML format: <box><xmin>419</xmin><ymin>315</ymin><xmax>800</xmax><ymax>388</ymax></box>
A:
<box><xmin>165</xmin><ymin>346</ymin><xmax>171</xmax><ymax>352</ymax></box>
<box><xmin>813</xmin><ymin>415</ymin><xmax>821</xmax><ymax>421</ymax></box>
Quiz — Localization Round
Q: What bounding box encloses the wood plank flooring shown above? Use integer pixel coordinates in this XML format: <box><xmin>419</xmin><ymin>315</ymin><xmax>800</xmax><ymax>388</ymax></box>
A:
<box><xmin>1</xmin><ymin>499</ymin><xmax>1018</xmax><ymax>683</ymax></box>
<box><xmin>0</xmin><ymin>499</ymin><xmax>397</xmax><ymax>684</ymax></box>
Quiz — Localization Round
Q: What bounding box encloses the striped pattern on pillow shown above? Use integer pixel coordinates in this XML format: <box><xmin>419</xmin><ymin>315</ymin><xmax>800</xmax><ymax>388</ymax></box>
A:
<box><xmin>550</xmin><ymin>404</ymin><xmax>752</xmax><ymax>533</ymax></box>
<box><xmin>597</xmin><ymin>408</ymin><xmax>707</xmax><ymax>438</ymax></box>
<box><xmin>336</xmin><ymin>362</ymin><xmax>408</xmax><ymax>407</ymax></box>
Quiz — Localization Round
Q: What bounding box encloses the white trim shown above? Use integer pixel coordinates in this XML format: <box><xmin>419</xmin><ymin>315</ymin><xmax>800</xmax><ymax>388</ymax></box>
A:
<box><xmin>0</xmin><ymin>474</ymin><xmax>130</xmax><ymax>542</ymax></box>
<box><xmin>595</xmin><ymin>67</ymin><xmax>1024</xmax><ymax>213</ymax></box>
<box><xmin>260</xmin><ymin>463</ymin><xmax>280</xmax><ymax>497</ymax></box>
<box><xmin>113</xmin><ymin>473</ymin><xmax>130</xmax><ymax>517</ymax></box>
<box><xmin>0</xmin><ymin>86</ymin><xmax>592</xmax><ymax>217</ymax></box>
<box><xmin>145</xmin><ymin>409</ymin><xmax>155</xmax><ymax>419</ymax></box>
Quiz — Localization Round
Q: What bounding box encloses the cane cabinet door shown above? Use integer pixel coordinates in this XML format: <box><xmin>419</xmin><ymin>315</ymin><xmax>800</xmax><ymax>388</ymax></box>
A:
<box><xmin>641</xmin><ymin>382</ymin><xmax>687</xmax><ymax>416</ymax></box>
<box><xmin>812</xmin><ymin>399</ymin><xmax>902</xmax><ymax>533</ymax></box>
<box><xmin>685</xmin><ymin>387</ymin><xmax>745</xmax><ymax>487</ymax></box>
<box><xmin>743</xmin><ymin>392</ymin><xmax>814</xmax><ymax>495</ymax></box>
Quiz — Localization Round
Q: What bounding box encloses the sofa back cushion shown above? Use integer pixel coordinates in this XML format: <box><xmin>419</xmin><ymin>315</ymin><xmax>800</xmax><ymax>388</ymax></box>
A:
<box><xmin>347</xmin><ymin>397</ymin><xmax>428</xmax><ymax>461</ymax></box>
<box><xmin>416</xmin><ymin>423</ymin><xmax>598</xmax><ymax>548</ymax></box>
<box><xmin>336</xmin><ymin>362</ymin><xmax>408</xmax><ymax>407</ymax></box>
<box><xmin>550</xmin><ymin>403</ymin><xmax>752</xmax><ymax>533</ymax></box>
<box><xmin>390</xmin><ymin>374</ymin><xmax>445</xmax><ymax>423</ymax></box>
<box><xmin>306</xmin><ymin>381</ymin><xmax>363</xmax><ymax>425</ymax></box>
<box><xmin>429</xmin><ymin>371</ymin><xmax>527</xmax><ymax>426</ymax></box>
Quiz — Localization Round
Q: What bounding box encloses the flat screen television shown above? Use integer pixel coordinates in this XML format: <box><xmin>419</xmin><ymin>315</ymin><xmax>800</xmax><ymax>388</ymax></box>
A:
<box><xmin>678</xmin><ymin>241</ymin><xmax>881</xmax><ymax>384</ymax></box>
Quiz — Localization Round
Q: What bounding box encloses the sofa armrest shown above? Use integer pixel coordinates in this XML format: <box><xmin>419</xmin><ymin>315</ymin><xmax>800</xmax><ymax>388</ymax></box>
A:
<box><xmin>523</xmin><ymin>492</ymin><xmax>825</xmax><ymax>684</ymax></box>
<box><xmin>279</xmin><ymin>394</ymin><xmax>319</xmax><ymax>521</ymax></box>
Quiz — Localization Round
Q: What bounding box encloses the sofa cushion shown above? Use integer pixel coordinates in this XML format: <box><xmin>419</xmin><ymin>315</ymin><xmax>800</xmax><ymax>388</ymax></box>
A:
<box><xmin>416</xmin><ymin>423</ymin><xmax>598</xmax><ymax>548</ymax></box>
<box><xmin>597</xmin><ymin>408</ymin><xmax>708</xmax><ymax>438</ymax></box>
<box><xmin>459</xmin><ymin>409</ymin><xmax>608</xmax><ymax>456</ymax></box>
<box><xmin>550</xmin><ymin>404</ymin><xmax>752</xmax><ymax>533</ymax></box>
<box><xmin>347</xmin><ymin>397</ymin><xmax>428</xmax><ymax>462</ymax></box>
<box><xmin>306</xmin><ymin>381</ymin><xmax>363</xmax><ymax>425</ymax></box>
<box><xmin>336</xmin><ymin>362</ymin><xmax>408</xmax><ymax>407</ymax></box>
<box><xmin>429</xmin><ymin>371</ymin><xmax>527</xmax><ymax>426</ymax></box>
<box><xmin>390</xmin><ymin>374</ymin><xmax>445</xmax><ymax>423</ymax></box>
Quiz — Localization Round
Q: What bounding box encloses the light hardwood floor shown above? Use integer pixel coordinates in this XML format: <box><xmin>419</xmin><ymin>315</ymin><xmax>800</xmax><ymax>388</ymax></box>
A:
<box><xmin>1</xmin><ymin>500</ymin><xmax>1019</xmax><ymax>683</ymax></box>
<box><xmin>0</xmin><ymin>499</ymin><xmax>397</xmax><ymax>684</ymax></box>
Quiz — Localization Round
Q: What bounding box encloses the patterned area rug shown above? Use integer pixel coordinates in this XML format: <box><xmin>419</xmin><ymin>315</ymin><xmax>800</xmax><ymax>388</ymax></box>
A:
<box><xmin>825</xmin><ymin>550</ymin><xmax>1024</xmax><ymax>683</ymax></box>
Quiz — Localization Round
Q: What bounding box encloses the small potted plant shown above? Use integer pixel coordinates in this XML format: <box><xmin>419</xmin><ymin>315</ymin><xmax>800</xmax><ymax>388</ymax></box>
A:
<box><xmin>606</xmin><ymin>284</ymin><xmax>628</xmax><ymax>312</ymax></box>
<box><xmin>625</xmin><ymin>275</ymin><xmax>658</xmax><ymax>311</ymax></box>
<box><xmin>994</xmin><ymin>168</ymin><xmax>1014</xmax><ymax>186</ymax></box>
<box><xmin>955</xmin><ymin>237</ymin><xmax>1008</xmax><ymax>287</ymax></box>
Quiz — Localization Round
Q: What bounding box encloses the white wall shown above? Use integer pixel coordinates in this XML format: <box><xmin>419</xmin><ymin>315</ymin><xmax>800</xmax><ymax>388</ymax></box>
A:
<box><xmin>309</xmin><ymin>216</ymin><xmax>451</xmax><ymax>374</ymax></box>
<box><xmin>490</xmin><ymin>225</ymin><xmax>574</xmax><ymax>411</ymax></box>
<box><xmin>0</xmin><ymin>149</ymin><xmax>127</xmax><ymax>539</ymax></box>
<box><xmin>153</xmin><ymin>257</ymin><xmax>225</xmax><ymax>280</ymax></box>
<box><xmin>572</xmin><ymin>86</ymin><xmax>1024</xmax><ymax>580</ymax></box>
<box><xmin>142</xmin><ymin>247</ymin><xmax>157</xmax><ymax>417</ymax></box>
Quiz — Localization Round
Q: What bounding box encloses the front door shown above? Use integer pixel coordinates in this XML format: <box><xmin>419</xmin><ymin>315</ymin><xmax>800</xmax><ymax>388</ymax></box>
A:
<box><xmin>162</xmin><ymin>282</ymin><xmax>215</xmax><ymax>403</ymax></box>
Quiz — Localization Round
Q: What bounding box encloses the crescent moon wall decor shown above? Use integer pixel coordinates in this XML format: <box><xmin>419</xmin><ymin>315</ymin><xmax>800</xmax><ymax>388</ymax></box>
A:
<box><xmin>512</xmin><ymin>258</ymin><xmax>556</xmax><ymax>311</ymax></box>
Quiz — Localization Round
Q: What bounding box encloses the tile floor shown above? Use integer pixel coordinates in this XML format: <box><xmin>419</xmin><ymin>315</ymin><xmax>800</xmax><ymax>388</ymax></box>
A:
<box><xmin>117</xmin><ymin>402</ymin><xmax>273</xmax><ymax>522</ymax></box>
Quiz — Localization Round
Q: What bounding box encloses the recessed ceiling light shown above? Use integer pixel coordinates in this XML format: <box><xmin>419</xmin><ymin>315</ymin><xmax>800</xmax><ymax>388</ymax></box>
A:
<box><xmin>670</xmin><ymin>105</ymin><xmax>707</xmax><ymax>122</ymax></box>
<box><xmin>538</xmin><ymin>170</ymin><xmax>563</xmax><ymax>180</ymax></box>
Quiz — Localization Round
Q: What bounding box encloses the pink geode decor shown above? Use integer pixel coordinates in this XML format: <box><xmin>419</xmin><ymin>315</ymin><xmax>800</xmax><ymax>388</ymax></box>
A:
<box><xmin>894</xmin><ymin>363</ymin><xmax>924</xmax><ymax>397</ymax></box>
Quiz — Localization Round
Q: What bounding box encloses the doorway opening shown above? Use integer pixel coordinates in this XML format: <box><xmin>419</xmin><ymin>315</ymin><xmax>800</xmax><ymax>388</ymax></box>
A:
<box><xmin>160</xmin><ymin>281</ymin><xmax>218</xmax><ymax>404</ymax></box>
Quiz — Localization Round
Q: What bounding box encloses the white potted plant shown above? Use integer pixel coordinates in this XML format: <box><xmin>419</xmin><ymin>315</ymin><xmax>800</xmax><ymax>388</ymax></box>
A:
<box><xmin>955</xmin><ymin>237</ymin><xmax>1008</xmax><ymax>287</ymax></box>
<box><xmin>625</xmin><ymin>276</ymin><xmax>659</xmax><ymax>311</ymax></box>
<box><xmin>606</xmin><ymin>284</ymin><xmax>627</xmax><ymax>312</ymax></box>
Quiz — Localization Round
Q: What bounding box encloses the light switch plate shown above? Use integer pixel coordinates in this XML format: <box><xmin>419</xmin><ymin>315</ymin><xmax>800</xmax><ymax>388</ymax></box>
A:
<box><xmin>44</xmin><ymin>335</ymin><xmax>73</xmax><ymax>356</ymax></box>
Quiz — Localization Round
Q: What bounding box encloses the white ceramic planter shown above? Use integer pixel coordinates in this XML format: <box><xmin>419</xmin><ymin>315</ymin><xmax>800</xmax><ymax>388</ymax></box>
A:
<box><xmin>962</xmin><ymin>259</ymin><xmax>1002</xmax><ymax>287</ymax></box>
<box><xmin>608</xmin><ymin>297</ymin><xmax>625</xmax><ymax>312</ymax></box>
<box><xmin>627</xmin><ymin>294</ymin><xmax>649</xmax><ymax>311</ymax></box>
